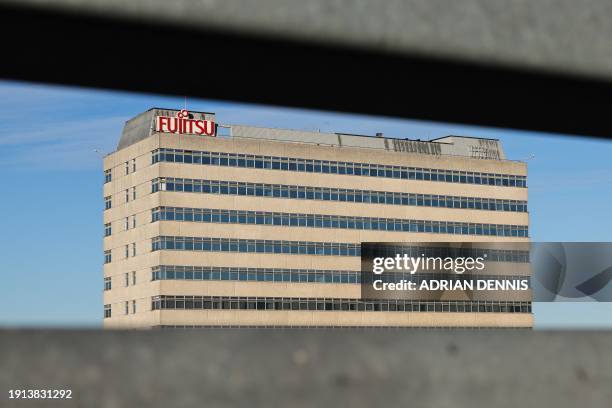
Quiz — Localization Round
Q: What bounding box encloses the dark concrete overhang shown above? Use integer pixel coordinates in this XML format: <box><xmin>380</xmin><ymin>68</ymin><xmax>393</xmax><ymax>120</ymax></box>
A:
<box><xmin>1</xmin><ymin>0</ymin><xmax>611</xmax><ymax>137</ymax></box>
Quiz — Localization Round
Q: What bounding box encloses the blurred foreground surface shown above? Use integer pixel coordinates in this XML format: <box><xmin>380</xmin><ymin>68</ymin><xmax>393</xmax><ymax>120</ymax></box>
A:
<box><xmin>1</xmin><ymin>329</ymin><xmax>611</xmax><ymax>407</ymax></box>
<box><xmin>4</xmin><ymin>0</ymin><xmax>612</xmax><ymax>137</ymax></box>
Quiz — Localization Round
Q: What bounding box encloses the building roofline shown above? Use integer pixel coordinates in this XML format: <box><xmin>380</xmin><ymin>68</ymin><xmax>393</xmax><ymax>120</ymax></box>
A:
<box><xmin>150</xmin><ymin>106</ymin><xmax>216</xmax><ymax>114</ymax></box>
<box><xmin>228</xmin><ymin>123</ymin><xmax>333</xmax><ymax>134</ymax></box>
<box><xmin>229</xmin><ymin>124</ymin><xmax>499</xmax><ymax>144</ymax></box>
<box><xmin>125</xmin><ymin>107</ymin><xmax>216</xmax><ymax>123</ymax></box>
<box><xmin>335</xmin><ymin>132</ymin><xmax>426</xmax><ymax>142</ymax></box>
<box><xmin>229</xmin><ymin>124</ymin><xmax>448</xmax><ymax>143</ymax></box>
<box><xmin>429</xmin><ymin>134</ymin><xmax>500</xmax><ymax>142</ymax></box>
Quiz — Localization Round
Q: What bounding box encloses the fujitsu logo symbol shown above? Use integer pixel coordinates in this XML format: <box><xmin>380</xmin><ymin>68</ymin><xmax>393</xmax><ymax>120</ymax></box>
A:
<box><xmin>155</xmin><ymin>109</ymin><xmax>216</xmax><ymax>136</ymax></box>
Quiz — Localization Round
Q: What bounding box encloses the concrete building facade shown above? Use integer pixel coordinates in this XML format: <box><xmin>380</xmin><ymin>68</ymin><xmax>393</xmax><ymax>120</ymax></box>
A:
<box><xmin>103</xmin><ymin>108</ymin><xmax>531</xmax><ymax>329</ymax></box>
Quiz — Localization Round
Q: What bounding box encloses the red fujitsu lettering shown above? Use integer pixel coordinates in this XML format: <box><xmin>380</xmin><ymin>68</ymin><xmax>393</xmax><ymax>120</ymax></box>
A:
<box><xmin>157</xmin><ymin>116</ymin><xmax>169</xmax><ymax>132</ymax></box>
<box><xmin>167</xmin><ymin>117</ymin><xmax>178</xmax><ymax>133</ymax></box>
<box><xmin>184</xmin><ymin>119</ymin><xmax>195</xmax><ymax>134</ymax></box>
<box><xmin>194</xmin><ymin>120</ymin><xmax>206</xmax><ymax>135</ymax></box>
<box><xmin>157</xmin><ymin>111</ymin><xmax>215</xmax><ymax>136</ymax></box>
<box><xmin>202</xmin><ymin>121</ymin><xmax>215</xmax><ymax>136</ymax></box>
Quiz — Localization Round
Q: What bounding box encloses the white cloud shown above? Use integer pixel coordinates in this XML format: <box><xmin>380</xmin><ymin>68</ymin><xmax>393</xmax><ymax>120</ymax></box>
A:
<box><xmin>0</xmin><ymin>115</ymin><xmax>127</xmax><ymax>170</ymax></box>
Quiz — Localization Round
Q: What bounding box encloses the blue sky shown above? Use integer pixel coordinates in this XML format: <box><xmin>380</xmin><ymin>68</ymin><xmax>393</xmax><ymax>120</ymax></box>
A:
<box><xmin>1</xmin><ymin>79</ymin><xmax>611</xmax><ymax>328</ymax></box>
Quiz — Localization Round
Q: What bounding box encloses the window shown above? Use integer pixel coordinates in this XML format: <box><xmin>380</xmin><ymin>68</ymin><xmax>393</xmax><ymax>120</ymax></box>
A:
<box><xmin>132</xmin><ymin>158</ymin><xmax>136</xmax><ymax>173</ymax></box>
<box><xmin>150</xmin><ymin>206</ymin><xmax>528</xmax><ymax>238</ymax></box>
<box><xmin>132</xmin><ymin>271</ymin><xmax>136</xmax><ymax>286</ymax></box>
<box><xmin>104</xmin><ymin>169</ymin><xmax>112</xmax><ymax>183</ymax></box>
<box><xmin>125</xmin><ymin>189</ymin><xmax>129</xmax><ymax>203</ymax></box>
<box><xmin>151</xmin><ymin>295</ymin><xmax>531</xmax><ymax>315</ymax></box>
<box><xmin>125</xmin><ymin>217</ymin><xmax>129</xmax><ymax>231</ymax></box>
<box><xmin>155</xmin><ymin>177</ymin><xmax>527</xmax><ymax>214</ymax></box>
<box><xmin>152</xmin><ymin>236</ymin><xmax>360</xmax><ymax>257</ymax></box>
<box><xmin>132</xmin><ymin>243</ymin><xmax>136</xmax><ymax>257</ymax></box>
<box><xmin>132</xmin><ymin>300</ymin><xmax>137</xmax><ymax>314</ymax></box>
<box><xmin>125</xmin><ymin>161</ymin><xmax>129</xmax><ymax>175</ymax></box>
<box><xmin>125</xmin><ymin>245</ymin><xmax>129</xmax><ymax>259</ymax></box>
<box><xmin>151</xmin><ymin>266</ymin><xmax>366</xmax><ymax>285</ymax></box>
<box><xmin>104</xmin><ymin>250</ymin><xmax>111</xmax><ymax>264</ymax></box>
<box><xmin>125</xmin><ymin>272</ymin><xmax>129</xmax><ymax>287</ymax></box>
<box><xmin>125</xmin><ymin>301</ymin><xmax>129</xmax><ymax>315</ymax></box>
<box><xmin>132</xmin><ymin>215</ymin><xmax>136</xmax><ymax>228</ymax></box>
<box><xmin>151</xmin><ymin>237</ymin><xmax>529</xmax><ymax>260</ymax></box>
<box><xmin>104</xmin><ymin>223</ymin><xmax>111</xmax><ymax>237</ymax></box>
<box><xmin>153</xmin><ymin>148</ymin><xmax>527</xmax><ymax>188</ymax></box>
<box><xmin>132</xmin><ymin>186</ymin><xmax>136</xmax><ymax>200</ymax></box>
<box><xmin>104</xmin><ymin>196</ymin><xmax>112</xmax><ymax>210</ymax></box>
<box><xmin>104</xmin><ymin>277</ymin><xmax>111</xmax><ymax>291</ymax></box>
<box><xmin>104</xmin><ymin>304</ymin><xmax>111</xmax><ymax>318</ymax></box>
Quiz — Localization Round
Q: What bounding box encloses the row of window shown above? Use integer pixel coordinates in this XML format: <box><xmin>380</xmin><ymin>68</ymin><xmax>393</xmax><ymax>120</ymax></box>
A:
<box><xmin>126</xmin><ymin>271</ymin><xmax>137</xmax><ymax>286</ymax></box>
<box><xmin>150</xmin><ymin>237</ymin><xmax>530</xmax><ymax>258</ymax></box>
<box><xmin>153</xmin><ymin>266</ymin><xmax>360</xmax><ymax>284</ymax></box>
<box><xmin>152</xmin><ymin>178</ymin><xmax>528</xmax><ymax>213</ymax></box>
<box><xmin>103</xmin><ymin>301</ymin><xmax>136</xmax><ymax>318</ymax></box>
<box><xmin>151</xmin><ymin>265</ymin><xmax>529</xmax><ymax>286</ymax></box>
<box><xmin>103</xmin><ymin>159</ymin><xmax>138</xmax><ymax>209</ymax></box>
<box><xmin>103</xmin><ymin>272</ymin><xmax>137</xmax><ymax>290</ymax></box>
<box><xmin>124</xmin><ymin>243</ymin><xmax>137</xmax><ymax>258</ymax></box>
<box><xmin>152</xmin><ymin>148</ymin><xmax>527</xmax><ymax>188</ymax></box>
<box><xmin>103</xmin><ymin>245</ymin><xmax>136</xmax><ymax>263</ymax></box>
<box><xmin>125</xmin><ymin>215</ymin><xmax>137</xmax><ymax>231</ymax></box>
<box><xmin>125</xmin><ymin>187</ymin><xmax>136</xmax><ymax>202</ymax></box>
<box><xmin>151</xmin><ymin>296</ymin><xmax>532</xmax><ymax>313</ymax></box>
<box><xmin>103</xmin><ymin>216</ymin><xmax>137</xmax><ymax>237</ymax></box>
<box><xmin>104</xmin><ymin>159</ymin><xmax>136</xmax><ymax>184</ymax></box>
<box><xmin>152</xmin><ymin>236</ymin><xmax>361</xmax><ymax>256</ymax></box>
<box><xmin>124</xmin><ymin>300</ymin><xmax>137</xmax><ymax>315</ymax></box>
<box><xmin>151</xmin><ymin>206</ymin><xmax>529</xmax><ymax>237</ymax></box>
<box><xmin>103</xmin><ymin>191</ymin><xmax>138</xmax><ymax>211</ymax></box>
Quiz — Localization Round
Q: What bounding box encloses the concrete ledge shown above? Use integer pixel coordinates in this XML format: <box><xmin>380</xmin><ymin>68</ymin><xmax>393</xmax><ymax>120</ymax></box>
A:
<box><xmin>2</xmin><ymin>0</ymin><xmax>612</xmax><ymax>138</ymax></box>
<box><xmin>1</xmin><ymin>329</ymin><xmax>611</xmax><ymax>407</ymax></box>
<box><xmin>4</xmin><ymin>0</ymin><xmax>612</xmax><ymax>81</ymax></box>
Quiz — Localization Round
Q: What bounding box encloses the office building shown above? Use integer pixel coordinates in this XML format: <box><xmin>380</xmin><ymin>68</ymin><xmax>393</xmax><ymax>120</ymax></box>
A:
<box><xmin>102</xmin><ymin>108</ymin><xmax>531</xmax><ymax>328</ymax></box>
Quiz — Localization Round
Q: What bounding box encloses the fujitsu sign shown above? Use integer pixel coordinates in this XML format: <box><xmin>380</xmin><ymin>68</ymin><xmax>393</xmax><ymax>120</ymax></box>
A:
<box><xmin>155</xmin><ymin>109</ymin><xmax>216</xmax><ymax>136</ymax></box>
